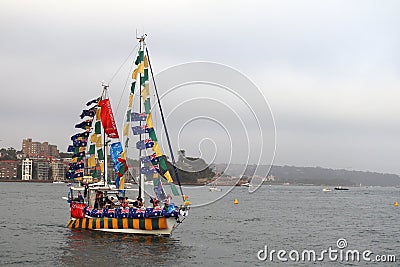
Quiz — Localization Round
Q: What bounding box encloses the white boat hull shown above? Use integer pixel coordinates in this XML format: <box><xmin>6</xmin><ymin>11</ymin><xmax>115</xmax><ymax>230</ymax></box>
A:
<box><xmin>208</xmin><ymin>187</ymin><xmax>222</xmax><ymax>192</ymax></box>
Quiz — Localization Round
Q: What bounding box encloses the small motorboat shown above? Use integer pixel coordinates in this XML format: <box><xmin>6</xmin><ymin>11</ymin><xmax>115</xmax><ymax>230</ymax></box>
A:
<box><xmin>334</xmin><ymin>186</ymin><xmax>349</xmax><ymax>191</ymax></box>
<box><xmin>208</xmin><ymin>186</ymin><xmax>222</xmax><ymax>192</ymax></box>
<box><xmin>322</xmin><ymin>188</ymin><xmax>331</xmax><ymax>192</ymax></box>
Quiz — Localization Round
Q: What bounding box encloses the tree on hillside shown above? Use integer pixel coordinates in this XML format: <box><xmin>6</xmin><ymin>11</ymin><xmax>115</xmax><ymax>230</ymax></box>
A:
<box><xmin>0</xmin><ymin>147</ymin><xmax>17</xmax><ymax>160</ymax></box>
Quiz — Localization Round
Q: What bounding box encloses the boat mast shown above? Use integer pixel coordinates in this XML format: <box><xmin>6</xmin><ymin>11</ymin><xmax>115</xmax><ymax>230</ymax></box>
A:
<box><xmin>137</xmin><ymin>35</ymin><xmax>146</xmax><ymax>200</ymax></box>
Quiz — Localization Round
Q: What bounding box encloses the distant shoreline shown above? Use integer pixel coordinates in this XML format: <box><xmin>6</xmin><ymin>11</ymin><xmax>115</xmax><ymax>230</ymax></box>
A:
<box><xmin>0</xmin><ymin>180</ymin><xmax>54</xmax><ymax>183</ymax></box>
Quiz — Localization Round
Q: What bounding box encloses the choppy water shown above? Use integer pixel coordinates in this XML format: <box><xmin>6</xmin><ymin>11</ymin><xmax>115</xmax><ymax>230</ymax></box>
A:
<box><xmin>0</xmin><ymin>183</ymin><xmax>399</xmax><ymax>266</ymax></box>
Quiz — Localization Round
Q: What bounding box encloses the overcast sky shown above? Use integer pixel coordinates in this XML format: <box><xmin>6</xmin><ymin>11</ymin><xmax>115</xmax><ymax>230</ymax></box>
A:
<box><xmin>1</xmin><ymin>0</ymin><xmax>399</xmax><ymax>175</ymax></box>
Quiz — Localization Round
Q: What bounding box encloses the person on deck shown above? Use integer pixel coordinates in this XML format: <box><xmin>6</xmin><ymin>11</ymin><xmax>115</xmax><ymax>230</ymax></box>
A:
<box><xmin>78</xmin><ymin>191</ymin><xmax>84</xmax><ymax>203</ymax></box>
<box><xmin>94</xmin><ymin>192</ymin><xmax>100</xmax><ymax>209</ymax></box>
<box><xmin>132</xmin><ymin>197</ymin><xmax>143</xmax><ymax>208</ymax></box>
<box><xmin>83</xmin><ymin>183</ymin><xmax>88</xmax><ymax>198</ymax></box>
<box><xmin>164</xmin><ymin>194</ymin><xmax>171</xmax><ymax>205</ymax></box>
<box><xmin>97</xmin><ymin>191</ymin><xmax>104</xmax><ymax>209</ymax></box>
<box><xmin>122</xmin><ymin>197</ymin><xmax>129</xmax><ymax>208</ymax></box>
<box><xmin>150</xmin><ymin>197</ymin><xmax>160</xmax><ymax>207</ymax></box>
<box><xmin>106</xmin><ymin>196</ymin><xmax>115</xmax><ymax>208</ymax></box>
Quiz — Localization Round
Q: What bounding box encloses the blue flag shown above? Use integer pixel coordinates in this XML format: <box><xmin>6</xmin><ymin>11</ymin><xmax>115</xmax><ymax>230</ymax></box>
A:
<box><xmin>141</xmin><ymin>165</ymin><xmax>159</xmax><ymax>175</ymax></box>
<box><xmin>110</xmin><ymin>142</ymin><xmax>123</xmax><ymax>164</ymax></box>
<box><xmin>132</xmin><ymin>125</ymin><xmax>150</xmax><ymax>135</ymax></box>
<box><xmin>131</xmin><ymin>112</ymin><xmax>147</xmax><ymax>121</ymax></box>
<box><xmin>136</xmin><ymin>139</ymin><xmax>154</xmax><ymax>150</ymax></box>
<box><xmin>80</xmin><ymin>109</ymin><xmax>95</xmax><ymax>119</ymax></box>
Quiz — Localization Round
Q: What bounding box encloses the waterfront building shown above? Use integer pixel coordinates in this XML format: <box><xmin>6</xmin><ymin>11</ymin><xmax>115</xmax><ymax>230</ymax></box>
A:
<box><xmin>22</xmin><ymin>158</ymin><xmax>33</xmax><ymax>180</ymax></box>
<box><xmin>50</xmin><ymin>161</ymin><xmax>67</xmax><ymax>181</ymax></box>
<box><xmin>22</xmin><ymin>138</ymin><xmax>59</xmax><ymax>158</ymax></box>
<box><xmin>36</xmin><ymin>160</ymin><xmax>50</xmax><ymax>180</ymax></box>
<box><xmin>0</xmin><ymin>160</ymin><xmax>18</xmax><ymax>180</ymax></box>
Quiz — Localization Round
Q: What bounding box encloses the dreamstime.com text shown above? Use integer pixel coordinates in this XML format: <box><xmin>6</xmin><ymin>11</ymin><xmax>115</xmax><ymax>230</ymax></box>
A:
<box><xmin>257</xmin><ymin>238</ymin><xmax>396</xmax><ymax>263</ymax></box>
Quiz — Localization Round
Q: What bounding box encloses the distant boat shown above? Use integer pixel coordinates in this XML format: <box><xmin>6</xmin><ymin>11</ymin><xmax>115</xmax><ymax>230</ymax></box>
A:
<box><xmin>208</xmin><ymin>186</ymin><xmax>222</xmax><ymax>192</ymax></box>
<box><xmin>334</xmin><ymin>186</ymin><xmax>349</xmax><ymax>191</ymax></box>
<box><xmin>241</xmin><ymin>182</ymin><xmax>252</xmax><ymax>187</ymax></box>
<box><xmin>322</xmin><ymin>188</ymin><xmax>331</xmax><ymax>192</ymax></box>
<box><xmin>52</xmin><ymin>181</ymin><xmax>64</xmax><ymax>184</ymax></box>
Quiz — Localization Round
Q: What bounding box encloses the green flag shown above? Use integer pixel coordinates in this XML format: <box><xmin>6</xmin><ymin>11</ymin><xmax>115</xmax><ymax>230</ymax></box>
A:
<box><xmin>144</xmin><ymin>99</ymin><xmax>151</xmax><ymax>114</ymax></box>
<box><xmin>138</xmin><ymin>50</ymin><xmax>144</xmax><ymax>61</ymax></box>
<box><xmin>126</xmin><ymin>110</ymin><xmax>131</xmax><ymax>122</ymax></box>
<box><xmin>88</xmin><ymin>144</ymin><xmax>95</xmax><ymax>155</ymax></box>
<box><xmin>159</xmin><ymin>157</ymin><xmax>168</xmax><ymax>171</ymax></box>
<box><xmin>149</xmin><ymin>128</ymin><xmax>157</xmax><ymax>142</ymax></box>
<box><xmin>125</xmin><ymin>137</ymin><xmax>129</xmax><ymax>148</ymax></box>
<box><xmin>95</xmin><ymin>121</ymin><xmax>101</xmax><ymax>134</ymax></box>
<box><xmin>130</xmin><ymin>81</ymin><xmax>135</xmax><ymax>94</ymax></box>
<box><xmin>97</xmin><ymin>149</ymin><xmax>104</xmax><ymax>160</ymax></box>
<box><xmin>170</xmin><ymin>184</ymin><xmax>180</xmax><ymax>196</ymax></box>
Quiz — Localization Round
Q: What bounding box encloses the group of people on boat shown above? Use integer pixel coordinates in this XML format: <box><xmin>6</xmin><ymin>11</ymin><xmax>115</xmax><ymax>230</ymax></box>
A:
<box><xmin>90</xmin><ymin>190</ymin><xmax>168</xmax><ymax>210</ymax></box>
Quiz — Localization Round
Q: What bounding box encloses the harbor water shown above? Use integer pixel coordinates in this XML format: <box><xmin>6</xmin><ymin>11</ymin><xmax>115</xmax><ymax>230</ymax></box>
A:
<box><xmin>0</xmin><ymin>183</ymin><xmax>399</xmax><ymax>266</ymax></box>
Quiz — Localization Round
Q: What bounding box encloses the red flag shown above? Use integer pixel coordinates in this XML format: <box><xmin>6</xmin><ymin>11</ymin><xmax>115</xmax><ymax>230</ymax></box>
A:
<box><xmin>99</xmin><ymin>99</ymin><xmax>119</xmax><ymax>138</ymax></box>
<box><xmin>70</xmin><ymin>202</ymin><xmax>86</xmax><ymax>219</ymax></box>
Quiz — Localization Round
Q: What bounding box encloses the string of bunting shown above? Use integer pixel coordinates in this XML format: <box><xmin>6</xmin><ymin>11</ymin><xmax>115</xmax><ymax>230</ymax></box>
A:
<box><xmin>66</xmin><ymin>98</ymin><xmax>101</xmax><ymax>179</ymax></box>
<box><xmin>131</xmin><ymin>48</ymin><xmax>179</xmax><ymax>196</ymax></box>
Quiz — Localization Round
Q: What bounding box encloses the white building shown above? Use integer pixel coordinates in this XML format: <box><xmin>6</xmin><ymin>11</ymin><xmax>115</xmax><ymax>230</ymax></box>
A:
<box><xmin>22</xmin><ymin>158</ymin><xmax>33</xmax><ymax>180</ymax></box>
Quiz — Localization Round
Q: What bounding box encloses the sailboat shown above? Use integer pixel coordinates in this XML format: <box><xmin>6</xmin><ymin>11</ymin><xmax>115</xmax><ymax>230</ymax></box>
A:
<box><xmin>65</xmin><ymin>35</ymin><xmax>191</xmax><ymax>236</ymax></box>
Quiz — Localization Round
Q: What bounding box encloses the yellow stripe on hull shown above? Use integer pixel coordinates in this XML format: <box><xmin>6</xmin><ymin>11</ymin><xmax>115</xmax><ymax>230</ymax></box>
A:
<box><xmin>67</xmin><ymin>217</ymin><xmax>170</xmax><ymax>230</ymax></box>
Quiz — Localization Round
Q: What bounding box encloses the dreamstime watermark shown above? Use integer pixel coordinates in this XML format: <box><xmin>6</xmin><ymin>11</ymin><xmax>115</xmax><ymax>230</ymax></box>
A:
<box><xmin>257</xmin><ymin>238</ymin><xmax>397</xmax><ymax>263</ymax></box>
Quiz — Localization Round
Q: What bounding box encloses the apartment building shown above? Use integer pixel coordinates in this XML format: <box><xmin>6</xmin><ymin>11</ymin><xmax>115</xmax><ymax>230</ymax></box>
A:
<box><xmin>0</xmin><ymin>160</ymin><xmax>18</xmax><ymax>180</ymax></box>
<box><xmin>22</xmin><ymin>138</ymin><xmax>60</xmax><ymax>158</ymax></box>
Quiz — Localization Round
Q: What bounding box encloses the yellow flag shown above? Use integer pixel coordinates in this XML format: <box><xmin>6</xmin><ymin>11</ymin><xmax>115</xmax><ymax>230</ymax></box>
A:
<box><xmin>119</xmin><ymin>176</ymin><xmax>125</xmax><ymax>190</ymax></box>
<box><xmin>144</xmin><ymin>55</ymin><xmax>149</xmax><ymax>68</ymax></box>
<box><xmin>100</xmin><ymin>161</ymin><xmax>104</xmax><ymax>173</ymax></box>
<box><xmin>141</xmin><ymin>83</ymin><xmax>149</xmax><ymax>100</ymax></box>
<box><xmin>90</xmin><ymin>133</ymin><xmax>98</xmax><ymax>143</ymax></box>
<box><xmin>96</xmin><ymin>136</ymin><xmax>102</xmax><ymax>148</ymax></box>
<box><xmin>163</xmin><ymin>171</ymin><xmax>174</xmax><ymax>183</ymax></box>
<box><xmin>152</xmin><ymin>142</ymin><xmax>163</xmax><ymax>156</ymax></box>
<box><xmin>128</xmin><ymin>94</ymin><xmax>133</xmax><ymax>108</ymax></box>
<box><xmin>153</xmin><ymin>173</ymin><xmax>158</xmax><ymax>179</ymax></box>
<box><xmin>146</xmin><ymin>113</ymin><xmax>153</xmax><ymax>128</ymax></box>
<box><xmin>123</xmin><ymin>123</ymin><xmax>129</xmax><ymax>136</ymax></box>
<box><xmin>88</xmin><ymin>155</ymin><xmax>96</xmax><ymax>168</ymax></box>
<box><xmin>137</xmin><ymin>62</ymin><xmax>144</xmax><ymax>74</ymax></box>
<box><xmin>121</xmin><ymin>150</ymin><xmax>126</xmax><ymax>160</ymax></box>
<box><xmin>71</xmin><ymin>157</ymin><xmax>77</xmax><ymax>163</ymax></box>
<box><xmin>79</xmin><ymin>147</ymin><xmax>86</xmax><ymax>152</ymax></box>
<box><xmin>132</xmin><ymin>68</ymin><xmax>138</xmax><ymax>79</ymax></box>
<box><xmin>96</xmin><ymin>108</ymin><xmax>101</xmax><ymax>121</ymax></box>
